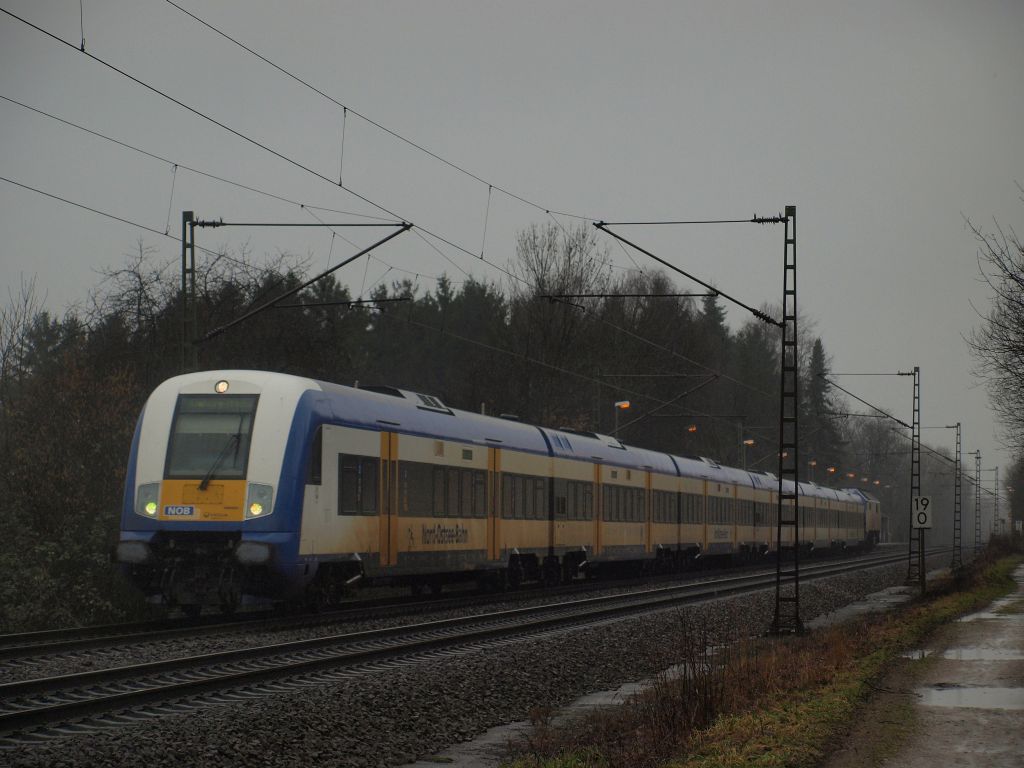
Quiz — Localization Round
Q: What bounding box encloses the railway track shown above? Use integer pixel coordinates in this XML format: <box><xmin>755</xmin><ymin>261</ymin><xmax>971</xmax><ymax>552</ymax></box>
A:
<box><xmin>0</xmin><ymin>548</ymin><xmax>925</xmax><ymax>746</ymax></box>
<box><xmin>0</xmin><ymin>545</ymin><xmax>905</xmax><ymax>664</ymax></box>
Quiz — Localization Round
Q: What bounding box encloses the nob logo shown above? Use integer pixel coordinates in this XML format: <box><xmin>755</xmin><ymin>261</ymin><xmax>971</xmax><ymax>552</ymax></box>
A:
<box><xmin>164</xmin><ymin>505</ymin><xmax>196</xmax><ymax>517</ymax></box>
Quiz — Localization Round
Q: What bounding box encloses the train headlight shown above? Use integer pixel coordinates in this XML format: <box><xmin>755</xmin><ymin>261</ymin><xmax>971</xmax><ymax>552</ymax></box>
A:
<box><xmin>135</xmin><ymin>483</ymin><xmax>161</xmax><ymax>518</ymax></box>
<box><xmin>245</xmin><ymin>483</ymin><xmax>274</xmax><ymax>520</ymax></box>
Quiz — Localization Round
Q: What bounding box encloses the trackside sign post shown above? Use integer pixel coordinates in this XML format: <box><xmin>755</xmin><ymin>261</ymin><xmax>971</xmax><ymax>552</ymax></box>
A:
<box><xmin>911</xmin><ymin>496</ymin><xmax>932</xmax><ymax>529</ymax></box>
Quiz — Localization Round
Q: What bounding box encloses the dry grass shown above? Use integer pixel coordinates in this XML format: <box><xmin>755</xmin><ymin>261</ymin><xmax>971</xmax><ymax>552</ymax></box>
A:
<box><xmin>509</xmin><ymin>616</ymin><xmax>870</xmax><ymax>768</ymax></box>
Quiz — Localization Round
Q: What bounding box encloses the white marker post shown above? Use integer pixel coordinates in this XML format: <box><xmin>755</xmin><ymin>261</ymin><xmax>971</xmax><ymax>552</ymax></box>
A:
<box><xmin>911</xmin><ymin>495</ymin><xmax>931</xmax><ymax>595</ymax></box>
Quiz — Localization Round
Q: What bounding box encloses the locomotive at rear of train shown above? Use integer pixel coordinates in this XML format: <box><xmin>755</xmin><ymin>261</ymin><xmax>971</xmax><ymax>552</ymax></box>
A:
<box><xmin>116</xmin><ymin>371</ymin><xmax>881</xmax><ymax>613</ymax></box>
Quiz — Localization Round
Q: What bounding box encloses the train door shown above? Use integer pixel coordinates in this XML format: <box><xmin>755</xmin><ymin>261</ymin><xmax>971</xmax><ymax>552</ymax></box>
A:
<box><xmin>487</xmin><ymin>447</ymin><xmax>501</xmax><ymax>561</ymax></box>
<box><xmin>378</xmin><ymin>432</ymin><xmax>399</xmax><ymax>567</ymax></box>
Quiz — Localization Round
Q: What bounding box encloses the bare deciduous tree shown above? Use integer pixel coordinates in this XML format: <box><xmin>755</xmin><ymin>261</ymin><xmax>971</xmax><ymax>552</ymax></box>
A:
<box><xmin>966</xmin><ymin>197</ymin><xmax>1024</xmax><ymax>455</ymax></box>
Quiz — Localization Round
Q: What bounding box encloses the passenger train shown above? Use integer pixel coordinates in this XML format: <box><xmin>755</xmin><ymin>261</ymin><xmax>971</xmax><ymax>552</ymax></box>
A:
<box><xmin>116</xmin><ymin>371</ymin><xmax>881</xmax><ymax>613</ymax></box>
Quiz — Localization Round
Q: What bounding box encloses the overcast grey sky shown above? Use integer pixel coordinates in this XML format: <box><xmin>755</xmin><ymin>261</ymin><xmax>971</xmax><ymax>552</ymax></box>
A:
<box><xmin>2</xmin><ymin>1</ymin><xmax>1022</xmax><ymax>484</ymax></box>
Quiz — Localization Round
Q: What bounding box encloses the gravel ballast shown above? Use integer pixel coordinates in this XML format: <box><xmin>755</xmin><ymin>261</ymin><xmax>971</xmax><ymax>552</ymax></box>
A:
<box><xmin>3</xmin><ymin>555</ymin><xmax>942</xmax><ymax>768</ymax></box>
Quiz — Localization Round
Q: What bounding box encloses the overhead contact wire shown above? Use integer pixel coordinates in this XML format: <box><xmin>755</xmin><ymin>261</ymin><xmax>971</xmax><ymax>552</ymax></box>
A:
<box><xmin>0</xmin><ymin>9</ymin><xmax>525</xmax><ymax>287</ymax></box>
<box><xmin>164</xmin><ymin>0</ymin><xmax>594</xmax><ymax>223</ymax></box>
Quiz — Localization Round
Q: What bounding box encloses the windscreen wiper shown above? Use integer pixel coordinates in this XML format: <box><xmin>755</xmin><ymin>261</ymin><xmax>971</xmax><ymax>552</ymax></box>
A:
<box><xmin>199</xmin><ymin>432</ymin><xmax>241</xmax><ymax>491</ymax></box>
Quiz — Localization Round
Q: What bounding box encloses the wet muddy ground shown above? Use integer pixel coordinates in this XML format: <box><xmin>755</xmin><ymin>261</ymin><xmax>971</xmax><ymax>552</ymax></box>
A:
<box><xmin>828</xmin><ymin>564</ymin><xmax>1024</xmax><ymax>768</ymax></box>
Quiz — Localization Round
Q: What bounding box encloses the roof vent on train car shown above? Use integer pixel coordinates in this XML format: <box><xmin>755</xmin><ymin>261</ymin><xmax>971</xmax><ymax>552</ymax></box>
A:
<box><xmin>559</xmin><ymin>428</ymin><xmax>600</xmax><ymax>439</ymax></box>
<box><xmin>599</xmin><ymin>434</ymin><xmax>626</xmax><ymax>450</ymax></box>
<box><xmin>408</xmin><ymin>391</ymin><xmax>453</xmax><ymax>415</ymax></box>
<box><xmin>360</xmin><ymin>385</ymin><xmax>406</xmax><ymax>398</ymax></box>
<box><xmin>416</xmin><ymin>392</ymin><xmax>445</xmax><ymax>409</ymax></box>
<box><xmin>699</xmin><ymin>457</ymin><xmax>721</xmax><ymax>468</ymax></box>
<box><xmin>500</xmin><ymin>413</ymin><xmax>521</xmax><ymax>421</ymax></box>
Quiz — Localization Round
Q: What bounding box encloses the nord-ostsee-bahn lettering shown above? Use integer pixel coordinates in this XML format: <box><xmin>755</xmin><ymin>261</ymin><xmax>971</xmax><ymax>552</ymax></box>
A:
<box><xmin>421</xmin><ymin>524</ymin><xmax>469</xmax><ymax>545</ymax></box>
<box><xmin>114</xmin><ymin>371</ymin><xmax>882</xmax><ymax>615</ymax></box>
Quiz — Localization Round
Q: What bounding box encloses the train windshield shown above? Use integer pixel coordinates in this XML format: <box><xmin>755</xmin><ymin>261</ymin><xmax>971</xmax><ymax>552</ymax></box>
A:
<box><xmin>164</xmin><ymin>394</ymin><xmax>259</xmax><ymax>480</ymax></box>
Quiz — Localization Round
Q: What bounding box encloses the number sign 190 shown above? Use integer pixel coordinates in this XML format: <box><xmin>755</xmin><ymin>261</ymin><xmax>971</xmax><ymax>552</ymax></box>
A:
<box><xmin>911</xmin><ymin>496</ymin><xmax>932</xmax><ymax>529</ymax></box>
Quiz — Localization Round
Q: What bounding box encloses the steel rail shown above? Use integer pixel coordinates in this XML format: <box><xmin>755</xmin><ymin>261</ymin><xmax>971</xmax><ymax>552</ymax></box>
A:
<box><xmin>0</xmin><ymin>549</ymin><xmax>932</xmax><ymax>739</ymax></box>
<box><xmin>0</xmin><ymin>547</ymin><xmax>901</xmax><ymax>662</ymax></box>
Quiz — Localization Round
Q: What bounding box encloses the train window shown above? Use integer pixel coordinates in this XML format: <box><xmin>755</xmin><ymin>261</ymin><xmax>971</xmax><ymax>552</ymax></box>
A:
<box><xmin>460</xmin><ymin>470</ymin><xmax>473</xmax><ymax>518</ymax></box>
<box><xmin>744</xmin><ymin>500</ymin><xmax>754</xmax><ymax>526</ymax></box>
<box><xmin>165</xmin><ymin>394</ymin><xmax>259</xmax><ymax>480</ymax></box>
<box><xmin>506</xmin><ymin>476</ymin><xmax>517</xmax><ymax>519</ymax></box>
<box><xmin>582</xmin><ymin>483</ymin><xmax>594</xmax><ymax>521</ymax></box>
<box><xmin>338</xmin><ymin>454</ymin><xmax>377</xmax><ymax>516</ymax></box>
<box><xmin>518</xmin><ymin>476</ymin><xmax>530</xmax><ymax>519</ymax></box>
<box><xmin>535</xmin><ymin>479</ymin><xmax>548</xmax><ymax>520</ymax></box>
<box><xmin>754</xmin><ymin>501</ymin><xmax>767</xmax><ymax>526</ymax></box>
<box><xmin>502</xmin><ymin>476</ymin><xmax>513</xmax><ymax>519</ymax></box>
<box><xmin>448</xmin><ymin>468</ymin><xmax>461</xmax><ymax>518</ymax></box>
<box><xmin>507</xmin><ymin>476</ymin><xmax>518</xmax><ymax>519</ymax></box>
<box><xmin>473</xmin><ymin>471</ymin><xmax>486</xmax><ymax>518</ymax></box>
<box><xmin>398</xmin><ymin>461</ymin><xmax>433</xmax><ymax>517</ymax></box>
<box><xmin>433</xmin><ymin>467</ymin><xmax>446</xmax><ymax>517</ymax></box>
<box><xmin>307</xmin><ymin>427</ymin><xmax>322</xmax><ymax>485</ymax></box>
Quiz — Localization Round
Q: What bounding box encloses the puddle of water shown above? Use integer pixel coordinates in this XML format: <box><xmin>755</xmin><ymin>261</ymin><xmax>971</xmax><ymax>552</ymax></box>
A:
<box><xmin>959</xmin><ymin>596</ymin><xmax>1020</xmax><ymax>621</ymax></box>
<box><xmin>918</xmin><ymin>685</ymin><xmax>1024</xmax><ymax>710</ymax></box>
<box><xmin>958</xmin><ymin>600</ymin><xmax>1024</xmax><ymax>622</ymax></box>
<box><xmin>901</xmin><ymin>649</ymin><xmax>930</xmax><ymax>660</ymax></box>
<box><xmin>939</xmin><ymin>647</ymin><xmax>1024</xmax><ymax>661</ymax></box>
